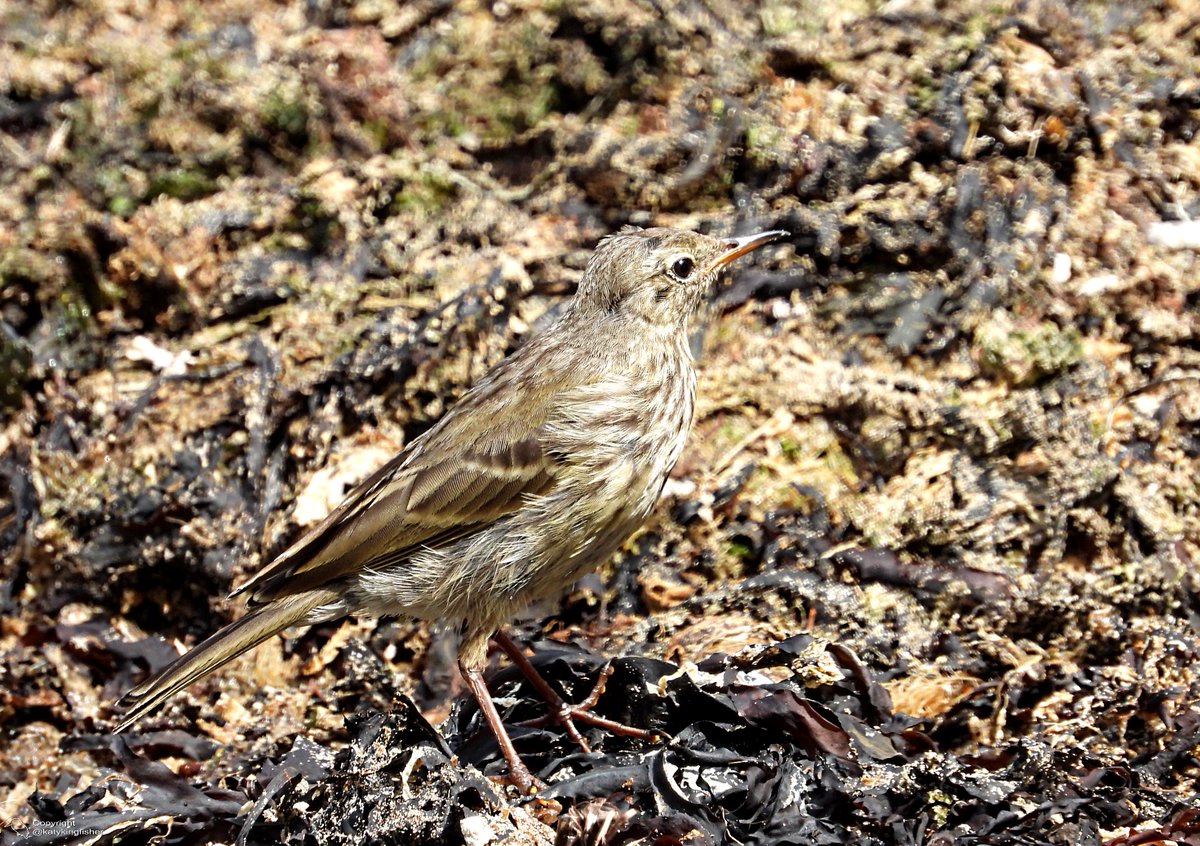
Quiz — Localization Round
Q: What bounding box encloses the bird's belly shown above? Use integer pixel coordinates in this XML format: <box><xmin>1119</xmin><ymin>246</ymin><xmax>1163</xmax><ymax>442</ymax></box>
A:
<box><xmin>522</xmin><ymin>423</ymin><xmax>688</xmax><ymax>596</ymax></box>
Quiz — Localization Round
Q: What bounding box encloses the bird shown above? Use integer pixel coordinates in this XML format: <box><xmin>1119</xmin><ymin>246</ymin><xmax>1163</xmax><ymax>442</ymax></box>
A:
<box><xmin>114</xmin><ymin>225</ymin><xmax>789</xmax><ymax>792</ymax></box>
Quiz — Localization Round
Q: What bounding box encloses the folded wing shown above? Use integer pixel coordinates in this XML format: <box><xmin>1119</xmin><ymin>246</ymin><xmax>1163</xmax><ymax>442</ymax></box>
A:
<box><xmin>237</xmin><ymin>384</ymin><xmax>561</xmax><ymax>604</ymax></box>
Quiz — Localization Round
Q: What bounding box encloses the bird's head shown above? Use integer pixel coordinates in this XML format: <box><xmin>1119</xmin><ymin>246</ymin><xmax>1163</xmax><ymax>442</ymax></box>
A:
<box><xmin>574</xmin><ymin>226</ymin><xmax>788</xmax><ymax>327</ymax></box>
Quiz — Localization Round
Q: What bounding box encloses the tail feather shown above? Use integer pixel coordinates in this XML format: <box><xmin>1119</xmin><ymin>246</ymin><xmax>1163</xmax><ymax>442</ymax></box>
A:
<box><xmin>114</xmin><ymin>589</ymin><xmax>336</xmax><ymax>732</ymax></box>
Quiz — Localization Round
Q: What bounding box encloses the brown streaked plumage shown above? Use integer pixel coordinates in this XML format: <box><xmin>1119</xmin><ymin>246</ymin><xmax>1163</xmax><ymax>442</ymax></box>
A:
<box><xmin>114</xmin><ymin>225</ymin><xmax>789</xmax><ymax>791</ymax></box>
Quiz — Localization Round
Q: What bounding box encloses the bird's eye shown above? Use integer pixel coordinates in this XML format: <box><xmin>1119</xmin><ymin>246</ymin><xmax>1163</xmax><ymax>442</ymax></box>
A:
<box><xmin>669</xmin><ymin>256</ymin><xmax>695</xmax><ymax>280</ymax></box>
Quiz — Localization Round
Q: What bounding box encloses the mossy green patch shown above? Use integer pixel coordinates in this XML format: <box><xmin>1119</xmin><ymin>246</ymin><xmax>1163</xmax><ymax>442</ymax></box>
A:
<box><xmin>978</xmin><ymin>320</ymin><xmax>1084</xmax><ymax>386</ymax></box>
<box><xmin>262</xmin><ymin>89</ymin><xmax>310</xmax><ymax>140</ymax></box>
<box><xmin>725</xmin><ymin>539</ymin><xmax>756</xmax><ymax>560</ymax></box>
<box><xmin>821</xmin><ymin>438</ymin><xmax>858</xmax><ymax>486</ymax></box>
<box><xmin>146</xmin><ymin>167</ymin><xmax>216</xmax><ymax>201</ymax></box>
<box><xmin>745</xmin><ymin>122</ymin><xmax>787</xmax><ymax>167</ymax></box>
<box><xmin>760</xmin><ymin>3</ymin><xmax>804</xmax><ymax>37</ymax></box>
<box><xmin>393</xmin><ymin>168</ymin><xmax>460</xmax><ymax>217</ymax></box>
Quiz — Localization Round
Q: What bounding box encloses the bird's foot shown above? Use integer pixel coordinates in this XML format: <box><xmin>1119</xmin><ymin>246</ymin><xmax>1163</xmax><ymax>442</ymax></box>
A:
<box><xmin>491</xmin><ymin>631</ymin><xmax>661</xmax><ymax>753</ymax></box>
<box><xmin>500</xmin><ymin>759</ymin><xmax>547</xmax><ymax>795</ymax></box>
<box><xmin>519</xmin><ymin>662</ymin><xmax>659</xmax><ymax>752</ymax></box>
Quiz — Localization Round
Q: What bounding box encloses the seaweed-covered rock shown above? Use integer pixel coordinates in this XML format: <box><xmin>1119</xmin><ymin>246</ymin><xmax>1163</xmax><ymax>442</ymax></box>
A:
<box><xmin>2</xmin><ymin>0</ymin><xmax>1198</xmax><ymax>842</ymax></box>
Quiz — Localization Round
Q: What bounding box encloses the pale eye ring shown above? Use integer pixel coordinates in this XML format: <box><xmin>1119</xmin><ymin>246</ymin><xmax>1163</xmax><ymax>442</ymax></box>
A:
<box><xmin>669</xmin><ymin>255</ymin><xmax>695</xmax><ymax>281</ymax></box>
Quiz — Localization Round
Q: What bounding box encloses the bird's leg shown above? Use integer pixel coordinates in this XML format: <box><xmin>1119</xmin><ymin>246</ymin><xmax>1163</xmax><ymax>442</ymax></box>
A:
<box><xmin>491</xmin><ymin>630</ymin><xmax>658</xmax><ymax>747</ymax></box>
<box><xmin>492</xmin><ymin>630</ymin><xmax>592</xmax><ymax>752</ymax></box>
<box><xmin>458</xmin><ymin>658</ymin><xmax>544</xmax><ymax>793</ymax></box>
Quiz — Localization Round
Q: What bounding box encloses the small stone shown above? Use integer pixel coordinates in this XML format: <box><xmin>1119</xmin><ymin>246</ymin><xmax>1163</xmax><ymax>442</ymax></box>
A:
<box><xmin>461</xmin><ymin>815</ymin><xmax>498</xmax><ymax>846</ymax></box>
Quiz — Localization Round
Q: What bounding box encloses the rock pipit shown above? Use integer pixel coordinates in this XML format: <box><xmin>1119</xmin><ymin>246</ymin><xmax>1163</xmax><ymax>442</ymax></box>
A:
<box><xmin>115</xmin><ymin>225</ymin><xmax>788</xmax><ymax>791</ymax></box>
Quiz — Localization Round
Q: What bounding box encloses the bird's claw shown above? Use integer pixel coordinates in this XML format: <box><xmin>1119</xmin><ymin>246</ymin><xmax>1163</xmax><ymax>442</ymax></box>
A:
<box><xmin>519</xmin><ymin>661</ymin><xmax>657</xmax><ymax>748</ymax></box>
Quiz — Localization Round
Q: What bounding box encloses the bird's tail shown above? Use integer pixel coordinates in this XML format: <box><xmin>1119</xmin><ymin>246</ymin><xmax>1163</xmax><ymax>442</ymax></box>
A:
<box><xmin>113</xmin><ymin>588</ymin><xmax>338</xmax><ymax>732</ymax></box>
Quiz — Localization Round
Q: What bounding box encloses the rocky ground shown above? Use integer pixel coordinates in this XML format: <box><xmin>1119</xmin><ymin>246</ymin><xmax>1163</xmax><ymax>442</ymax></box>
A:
<box><xmin>1</xmin><ymin>0</ymin><xmax>1198</xmax><ymax>843</ymax></box>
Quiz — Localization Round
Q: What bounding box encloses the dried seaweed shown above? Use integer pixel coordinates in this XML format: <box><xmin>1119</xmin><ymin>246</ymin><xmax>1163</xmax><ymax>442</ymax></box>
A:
<box><xmin>3</xmin><ymin>0</ymin><xmax>1199</xmax><ymax>843</ymax></box>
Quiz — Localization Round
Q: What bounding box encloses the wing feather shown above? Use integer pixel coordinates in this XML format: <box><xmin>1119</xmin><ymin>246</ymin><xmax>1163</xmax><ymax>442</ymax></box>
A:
<box><xmin>236</xmin><ymin>372</ymin><xmax>564</xmax><ymax>603</ymax></box>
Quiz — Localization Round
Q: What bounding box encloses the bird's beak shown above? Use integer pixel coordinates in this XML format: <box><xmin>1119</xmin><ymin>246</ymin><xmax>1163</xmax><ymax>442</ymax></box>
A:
<box><xmin>707</xmin><ymin>230</ymin><xmax>790</xmax><ymax>274</ymax></box>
